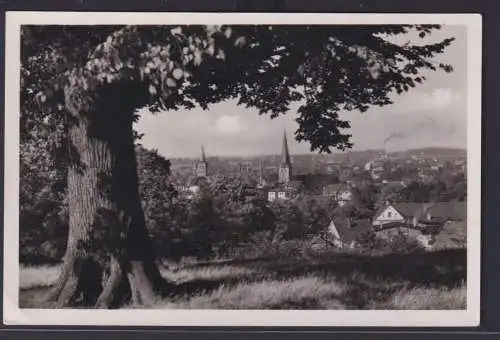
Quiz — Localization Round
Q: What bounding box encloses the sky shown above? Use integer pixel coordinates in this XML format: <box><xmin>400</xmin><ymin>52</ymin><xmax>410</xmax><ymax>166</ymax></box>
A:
<box><xmin>135</xmin><ymin>25</ymin><xmax>467</xmax><ymax>159</ymax></box>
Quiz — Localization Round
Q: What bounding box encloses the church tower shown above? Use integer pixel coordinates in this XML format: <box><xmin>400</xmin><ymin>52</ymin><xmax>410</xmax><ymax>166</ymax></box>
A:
<box><xmin>194</xmin><ymin>145</ymin><xmax>208</xmax><ymax>178</ymax></box>
<box><xmin>278</xmin><ymin>130</ymin><xmax>292</xmax><ymax>184</ymax></box>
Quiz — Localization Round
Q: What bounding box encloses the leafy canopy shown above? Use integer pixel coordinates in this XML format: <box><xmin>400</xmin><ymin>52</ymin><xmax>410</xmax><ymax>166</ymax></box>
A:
<box><xmin>22</xmin><ymin>24</ymin><xmax>453</xmax><ymax>152</ymax></box>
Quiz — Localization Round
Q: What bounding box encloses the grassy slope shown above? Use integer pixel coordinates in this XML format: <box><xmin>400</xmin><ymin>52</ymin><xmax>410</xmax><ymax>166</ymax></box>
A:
<box><xmin>19</xmin><ymin>249</ymin><xmax>466</xmax><ymax>310</ymax></box>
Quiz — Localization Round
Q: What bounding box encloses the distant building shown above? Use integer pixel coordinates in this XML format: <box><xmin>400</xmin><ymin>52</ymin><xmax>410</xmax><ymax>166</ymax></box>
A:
<box><xmin>338</xmin><ymin>166</ymin><xmax>354</xmax><ymax>182</ymax></box>
<box><xmin>194</xmin><ymin>145</ymin><xmax>208</xmax><ymax>178</ymax></box>
<box><xmin>184</xmin><ymin>185</ymin><xmax>201</xmax><ymax>199</ymax></box>
<box><xmin>371</xmin><ymin>201</ymin><xmax>466</xmax><ymax>248</ymax></box>
<box><xmin>278</xmin><ymin>131</ymin><xmax>292</xmax><ymax>184</ymax></box>
<box><xmin>372</xmin><ymin>202</ymin><xmax>424</xmax><ymax>227</ymax></box>
<box><xmin>327</xmin><ymin>218</ymin><xmax>372</xmax><ymax>249</ymax></box>
<box><xmin>453</xmin><ymin>159</ymin><xmax>466</xmax><ymax>173</ymax></box>
<box><xmin>381</xmin><ymin>180</ymin><xmax>406</xmax><ymax>186</ymax></box>
<box><xmin>177</xmin><ymin>180</ymin><xmax>206</xmax><ymax>200</ymax></box>
<box><xmin>267</xmin><ymin>180</ymin><xmax>302</xmax><ymax>202</ymax></box>
<box><xmin>418</xmin><ymin>169</ymin><xmax>434</xmax><ymax>183</ymax></box>
<box><xmin>369</xmin><ymin>160</ymin><xmax>385</xmax><ymax>180</ymax></box>
<box><xmin>178</xmin><ymin>146</ymin><xmax>211</xmax><ymax>199</ymax></box>
<box><xmin>375</xmin><ymin>224</ymin><xmax>436</xmax><ymax>249</ymax></box>
<box><xmin>238</xmin><ymin>159</ymin><xmax>257</xmax><ymax>186</ymax></box>
<box><xmin>266</xmin><ymin>130</ymin><xmax>304</xmax><ymax>202</ymax></box>
<box><xmin>322</xmin><ymin>183</ymin><xmax>353</xmax><ymax>207</ymax></box>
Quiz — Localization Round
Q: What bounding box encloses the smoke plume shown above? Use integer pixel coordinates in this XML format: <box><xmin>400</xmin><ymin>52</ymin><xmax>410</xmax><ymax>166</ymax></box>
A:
<box><xmin>383</xmin><ymin>115</ymin><xmax>456</xmax><ymax>150</ymax></box>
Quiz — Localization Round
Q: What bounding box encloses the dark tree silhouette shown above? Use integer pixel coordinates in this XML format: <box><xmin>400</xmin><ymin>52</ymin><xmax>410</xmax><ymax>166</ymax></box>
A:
<box><xmin>21</xmin><ymin>25</ymin><xmax>454</xmax><ymax>308</ymax></box>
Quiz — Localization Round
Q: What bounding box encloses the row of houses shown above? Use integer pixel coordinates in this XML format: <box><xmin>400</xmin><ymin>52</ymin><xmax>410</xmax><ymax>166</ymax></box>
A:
<box><xmin>327</xmin><ymin>201</ymin><xmax>466</xmax><ymax>249</ymax></box>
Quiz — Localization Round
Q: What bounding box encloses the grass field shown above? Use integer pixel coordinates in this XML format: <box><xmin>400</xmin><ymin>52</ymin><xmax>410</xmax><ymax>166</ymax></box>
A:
<box><xmin>19</xmin><ymin>248</ymin><xmax>466</xmax><ymax>310</ymax></box>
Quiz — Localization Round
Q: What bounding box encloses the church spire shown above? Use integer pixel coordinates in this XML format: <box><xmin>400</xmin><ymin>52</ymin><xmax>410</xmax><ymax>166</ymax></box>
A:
<box><xmin>278</xmin><ymin>130</ymin><xmax>292</xmax><ymax>184</ymax></box>
<box><xmin>194</xmin><ymin>144</ymin><xmax>208</xmax><ymax>178</ymax></box>
<box><xmin>281</xmin><ymin>130</ymin><xmax>291</xmax><ymax>165</ymax></box>
<box><xmin>200</xmin><ymin>145</ymin><xmax>206</xmax><ymax>162</ymax></box>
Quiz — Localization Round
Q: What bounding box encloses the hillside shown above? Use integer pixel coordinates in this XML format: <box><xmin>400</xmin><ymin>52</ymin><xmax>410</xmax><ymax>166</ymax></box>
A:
<box><xmin>390</xmin><ymin>147</ymin><xmax>466</xmax><ymax>159</ymax></box>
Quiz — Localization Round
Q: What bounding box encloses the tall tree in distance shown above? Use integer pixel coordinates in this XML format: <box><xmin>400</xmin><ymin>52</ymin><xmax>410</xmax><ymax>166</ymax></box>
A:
<box><xmin>21</xmin><ymin>24</ymin><xmax>454</xmax><ymax>308</ymax></box>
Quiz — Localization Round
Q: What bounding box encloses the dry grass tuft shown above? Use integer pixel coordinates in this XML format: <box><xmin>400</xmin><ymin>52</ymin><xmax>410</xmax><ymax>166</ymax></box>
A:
<box><xmin>161</xmin><ymin>265</ymin><xmax>257</xmax><ymax>284</ymax></box>
<box><xmin>19</xmin><ymin>264</ymin><xmax>61</xmax><ymax>290</ymax></box>
<box><xmin>386</xmin><ymin>282</ymin><xmax>466</xmax><ymax>310</ymax></box>
<box><xmin>160</xmin><ymin>276</ymin><xmax>346</xmax><ymax>309</ymax></box>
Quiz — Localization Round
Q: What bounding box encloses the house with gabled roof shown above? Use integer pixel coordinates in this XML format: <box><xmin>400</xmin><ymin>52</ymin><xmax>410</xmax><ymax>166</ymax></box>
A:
<box><xmin>322</xmin><ymin>183</ymin><xmax>354</xmax><ymax>206</ymax></box>
<box><xmin>372</xmin><ymin>201</ymin><xmax>422</xmax><ymax>227</ymax></box>
<box><xmin>327</xmin><ymin>218</ymin><xmax>372</xmax><ymax>249</ymax></box>
<box><xmin>372</xmin><ymin>201</ymin><xmax>466</xmax><ymax>248</ymax></box>
<box><xmin>267</xmin><ymin>180</ymin><xmax>302</xmax><ymax>202</ymax></box>
<box><xmin>373</xmin><ymin>201</ymin><xmax>466</xmax><ymax>227</ymax></box>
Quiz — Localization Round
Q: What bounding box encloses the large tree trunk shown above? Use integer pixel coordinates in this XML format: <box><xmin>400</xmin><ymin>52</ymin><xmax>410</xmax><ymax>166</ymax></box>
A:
<box><xmin>47</xmin><ymin>79</ymin><xmax>173</xmax><ymax>308</ymax></box>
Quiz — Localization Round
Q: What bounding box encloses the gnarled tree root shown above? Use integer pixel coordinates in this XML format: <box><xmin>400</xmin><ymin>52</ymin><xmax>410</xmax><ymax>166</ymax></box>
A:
<box><xmin>46</xmin><ymin>256</ymin><xmax>175</xmax><ymax>309</ymax></box>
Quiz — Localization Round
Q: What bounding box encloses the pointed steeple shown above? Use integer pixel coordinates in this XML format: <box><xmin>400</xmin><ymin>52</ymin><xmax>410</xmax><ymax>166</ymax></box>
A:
<box><xmin>200</xmin><ymin>145</ymin><xmax>206</xmax><ymax>162</ymax></box>
<box><xmin>278</xmin><ymin>130</ymin><xmax>292</xmax><ymax>184</ymax></box>
<box><xmin>237</xmin><ymin>159</ymin><xmax>242</xmax><ymax>176</ymax></box>
<box><xmin>194</xmin><ymin>144</ymin><xmax>208</xmax><ymax>178</ymax></box>
<box><xmin>281</xmin><ymin>130</ymin><xmax>291</xmax><ymax>165</ymax></box>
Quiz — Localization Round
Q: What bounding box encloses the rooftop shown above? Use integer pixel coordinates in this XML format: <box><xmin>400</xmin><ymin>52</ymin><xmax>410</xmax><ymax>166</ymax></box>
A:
<box><xmin>329</xmin><ymin>218</ymin><xmax>372</xmax><ymax>243</ymax></box>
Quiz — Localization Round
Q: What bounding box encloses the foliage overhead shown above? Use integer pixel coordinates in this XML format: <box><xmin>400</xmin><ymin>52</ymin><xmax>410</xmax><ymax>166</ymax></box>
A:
<box><xmin>22</xmin><ymin>24</ymin><xmax>454</xmax><ymax>152</ymax></box>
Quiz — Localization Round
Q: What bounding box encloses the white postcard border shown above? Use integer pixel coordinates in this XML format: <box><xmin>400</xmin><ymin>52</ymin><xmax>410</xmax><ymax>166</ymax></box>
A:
<box><xmin>3</xmin><ymin>12</ymin><xmax>482</xmax><ymax>327</ymax></box>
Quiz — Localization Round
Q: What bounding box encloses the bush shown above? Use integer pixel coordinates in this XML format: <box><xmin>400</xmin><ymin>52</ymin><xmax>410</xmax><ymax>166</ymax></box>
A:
<box><xmin>356</xmin><ymin>230</ymin><xmax>390</xmax><ymax>256</ymax></box>
<box><xmin>389</xmin><ymin>232</ymin><xmax>426</xmax><ymax>253</ymax></box>
<box><xmin>221</xmin><ymin>232</ymin><xmax>325</xmax><ymax>260</ymax></box>
<box><xmin>19</xmin><ymin>207</ymin><xmax>68</xmax><ymax>265</ymax></box>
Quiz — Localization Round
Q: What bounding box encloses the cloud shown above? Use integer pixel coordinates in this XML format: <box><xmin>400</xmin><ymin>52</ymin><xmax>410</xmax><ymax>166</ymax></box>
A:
<box><xmin>213</xmin><ymin>115</ymin><xmax>243</xmax><ymax>135</ymax></box>
<box><xmin>387</xmin><ymin>87</ymin><xmax>460</xmax><ymax>116</ymax></box>
<box><xmin>424</xmin><ymin>87</ymin><xmax>456</xmax><ymax>108</ymax></box>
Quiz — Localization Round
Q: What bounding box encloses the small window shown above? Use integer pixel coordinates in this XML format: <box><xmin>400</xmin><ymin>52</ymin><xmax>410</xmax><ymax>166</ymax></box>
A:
<box><xmin>387</xmin><ymin>211</ymin><xmax>392</xmax><ymax>218</ymax></box>
<box><xmin>278</xmin><ymin>192</ymin><xmax>286</xmax><ymax>199</ymax></box>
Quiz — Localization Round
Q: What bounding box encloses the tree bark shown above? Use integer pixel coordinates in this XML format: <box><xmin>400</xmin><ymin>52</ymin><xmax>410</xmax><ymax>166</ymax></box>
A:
<box><xmin>47</xmin><ymin>79</ymin><xmax>173</xmax><ymax>308</ymax></box>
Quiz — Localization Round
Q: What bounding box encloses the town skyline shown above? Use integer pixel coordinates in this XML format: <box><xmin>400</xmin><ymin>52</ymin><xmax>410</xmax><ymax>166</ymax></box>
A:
<box><xmin>163</xmin><ymin>142</ymin><xmax>466</xmax><ymax>160</ymax></box>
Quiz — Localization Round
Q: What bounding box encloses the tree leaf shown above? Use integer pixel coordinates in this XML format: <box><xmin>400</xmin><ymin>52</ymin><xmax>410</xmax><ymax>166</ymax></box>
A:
<box><xmin>165</xmin><ymin>77</ymin><xmax>176</xmax><ymax>88</ymax></box>
<box><xmin>172</xmin><ymin>68</ymin><xmax>183</xmax><ymax>80</ymax></box>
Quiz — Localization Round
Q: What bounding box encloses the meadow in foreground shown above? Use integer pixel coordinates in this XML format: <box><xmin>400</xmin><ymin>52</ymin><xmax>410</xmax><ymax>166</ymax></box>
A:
<box><xmin>20</xmin><ymin>248</ymin><xmax>466</xmax><ymax>310</ymax></box>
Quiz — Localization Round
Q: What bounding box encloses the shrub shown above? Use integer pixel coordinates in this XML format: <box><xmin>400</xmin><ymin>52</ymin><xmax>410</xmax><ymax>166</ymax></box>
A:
<box><xmin>389</xmin><ymin>232</ymin><xmax>426</xmax><ymax>253</ymax></box>
<box><xmin>221</xmin><ymin>232</ymin><xmax>328</xmax><ymax>260</ymax></box>
<box><xmin>356</xmin><ymin>230</ymin><xmax>390</xmax><ymax>256</ymax></box>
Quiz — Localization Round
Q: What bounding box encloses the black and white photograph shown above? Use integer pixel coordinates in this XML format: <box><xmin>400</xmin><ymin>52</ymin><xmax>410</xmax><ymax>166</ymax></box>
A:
<box><xmin>4</xmin><ymin>12</ymin><xmax>481</xmax><ymax>326</ymax></box>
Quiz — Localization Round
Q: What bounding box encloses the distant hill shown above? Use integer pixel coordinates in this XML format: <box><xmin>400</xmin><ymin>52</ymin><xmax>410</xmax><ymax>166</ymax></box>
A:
<box><xmin>390</xmin><ymin>147</ymin><xmax>466</xmax><ymax>159</ymax></box>
<box><xmin>168</xmin><ymin>147</ymin><xmax>466</xmax><ymax>164</ymax></box>
<box><xmin>294</xmin><ymin>147</ymin><xmax>465</xmax><ymax>159</ymax></box>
